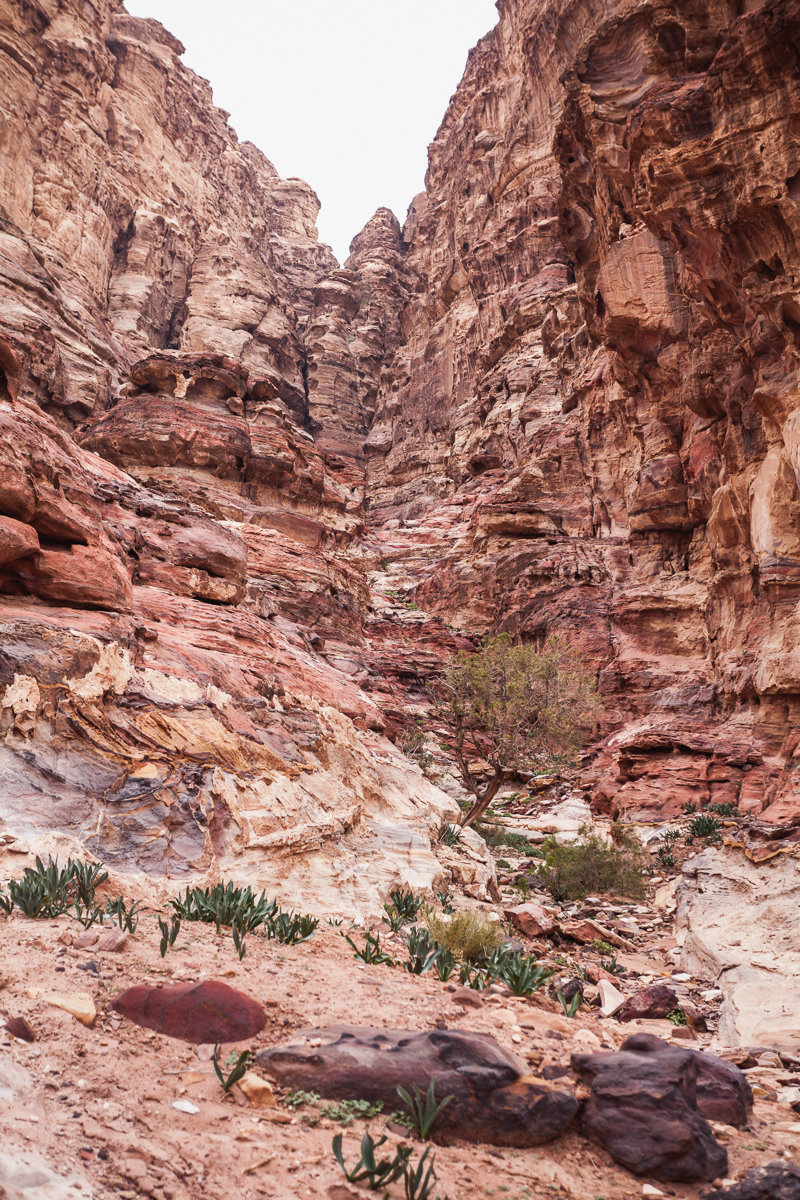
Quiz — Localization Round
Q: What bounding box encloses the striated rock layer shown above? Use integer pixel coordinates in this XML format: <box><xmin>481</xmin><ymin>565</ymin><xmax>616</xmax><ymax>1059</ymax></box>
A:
<box><xmin>2</xmin><ymin>0</ymin><xmax>800</xmax><ymax>910</ymax></box>
<box><xmin>367</xmin><ymin>0</ymin><xmax>800</xmax><ymax>825</ymax></box>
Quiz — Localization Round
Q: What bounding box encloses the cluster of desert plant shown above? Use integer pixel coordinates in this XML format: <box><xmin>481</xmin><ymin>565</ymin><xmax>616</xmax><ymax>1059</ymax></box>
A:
<box><xmin>0</xmin><ymin>855</ymin><xmax>113</xmax><ymax>925</ymax></box>
<box><xmin>330</xmin><ymin>1078</ymin><xmax>453</xmax><ymax>1198</ymax></box>
<box><xmin>346</xmin><ymin>892</ymin><xmax>553</xmax><ymax>996</ymax></box>
<box><xmin>167</xmin><ymin>882</ymin><xmax>317</xmax><ymax>958</ymax></box>
<box><xmin>0</xmin><ymin>857</ymin><xmax>318</xmax><ymax>963</ymax></box>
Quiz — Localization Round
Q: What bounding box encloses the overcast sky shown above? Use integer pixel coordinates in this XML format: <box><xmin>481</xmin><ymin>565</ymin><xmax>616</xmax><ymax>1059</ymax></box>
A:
<box><xmin>124</xmin><ymin>1</ymin><xmax>499</xmax><ymax>263</ymax></box>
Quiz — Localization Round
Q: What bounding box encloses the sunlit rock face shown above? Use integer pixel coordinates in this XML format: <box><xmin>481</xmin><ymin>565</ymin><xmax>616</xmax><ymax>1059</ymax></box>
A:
<box><xmin>1</xmin><ymin>0</ymin><xmax>800</xmax><ymax>905</ymax></box>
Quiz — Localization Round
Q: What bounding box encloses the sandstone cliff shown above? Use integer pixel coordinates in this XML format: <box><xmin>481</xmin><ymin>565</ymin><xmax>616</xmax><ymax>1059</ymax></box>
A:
<box><xmin>1</xmin><ymin>0</ymin><xmax>800</xmax><ymax>910</ymax></box>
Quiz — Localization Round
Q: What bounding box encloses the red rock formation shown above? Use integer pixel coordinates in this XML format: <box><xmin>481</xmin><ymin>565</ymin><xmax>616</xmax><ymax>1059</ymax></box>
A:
<box><xmin>2</xmin><ymin>0</ymin><xmax>800</xmax><ymax>904</ymax></box>
<box><xmin>368</xmin><ymin>0</ymin><xmax>800</xmax><ymax>824</ymax></box>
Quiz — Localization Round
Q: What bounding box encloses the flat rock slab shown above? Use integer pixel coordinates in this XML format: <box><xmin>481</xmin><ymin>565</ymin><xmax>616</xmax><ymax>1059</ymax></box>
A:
<box><xmin>111</xmin><ymin>980</ymin><xmax>265</xmax><ymax>1043</ymax></box>
<box><xmin>257</xmin><ymin>1025</ymin><xmax>578</xmax><ymax>1147</ymax></box>
<box><xmin>572</xmin><ymin>1034</ymin><xmax>731</xmax><ymax>1182</ymax></box>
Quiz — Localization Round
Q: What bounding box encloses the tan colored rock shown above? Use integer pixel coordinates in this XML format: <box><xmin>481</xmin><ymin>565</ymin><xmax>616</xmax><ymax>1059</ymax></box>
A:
<box><xmin>237</xmin><ymin>1072</ymin><xmax>277</xmax><ymax>1108</ymax></box>
<box><xmin>96</xmin><ymin>928</ymin><xmax>128</xmax><ymax>953</ymax></box>
<box><xmin>40</xmin><ymin>992</ymin><xmax>96</xmax><ymax>1027</ymax></box>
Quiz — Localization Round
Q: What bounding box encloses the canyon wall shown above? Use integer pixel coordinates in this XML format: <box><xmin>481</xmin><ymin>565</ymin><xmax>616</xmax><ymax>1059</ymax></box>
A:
<box><xmin>0</xmin><ymin>0</ymin><xmax>799</xmax><ymax>907</ymax></box>
<box><xmin>368</xmin><ymin>0</ymin><xmax>800</xmax><ymax>826</ymax></box>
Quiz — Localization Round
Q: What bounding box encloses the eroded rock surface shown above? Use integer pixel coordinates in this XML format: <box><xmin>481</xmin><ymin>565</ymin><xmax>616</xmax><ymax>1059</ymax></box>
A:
<box><xmin>2</xmin><ymin>0</ymin><xmax>800</xmax><ymax>915</ymax></box>
<box><xmin>257</xmin><ymin>1025</ymin><xmax>579</xmax><ymax>1146</ymax></box>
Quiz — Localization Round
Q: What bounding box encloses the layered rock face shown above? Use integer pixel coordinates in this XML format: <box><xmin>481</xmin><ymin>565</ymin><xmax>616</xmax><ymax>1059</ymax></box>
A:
<box><xmin>367</xmin><ymin>0</ymin><xmax>800</xmax><ymax>824</ymax></box>
<box><xmin>2</xmin><ymin>0</ymin><xmax>800</xmax><ymax>908</ymax></box>
<box><xmin>0</xmin><ymin>0</ymin><xmax>458</xmax><ymax>912</ymax></box>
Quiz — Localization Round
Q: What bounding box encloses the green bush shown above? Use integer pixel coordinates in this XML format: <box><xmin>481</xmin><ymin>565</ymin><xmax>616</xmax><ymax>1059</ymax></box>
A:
<box><xmin>537</xmin><ymin>826</ymin><xmax>647</xmax><ymax>902</ymax></box>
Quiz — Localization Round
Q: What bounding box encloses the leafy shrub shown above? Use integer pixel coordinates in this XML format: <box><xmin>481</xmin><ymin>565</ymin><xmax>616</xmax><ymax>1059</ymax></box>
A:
<box><xmin>537</xmin><ymin>826</ymin><xmax>647</xmax><ymax>902</ymax></box>
<box><xmin>268</xmin><ymin>911</ymin><xmax>318</xmax><ymax>945</ymax></box>
<box><xmin>436</xmin><ymin>887</ymin><xmax>455</xmax><ymax>914</ymax></box>
<box><xmin>333</xmin><ymin>1131</ymin><xmax>412</xmax><ymax>1190</ymax></box>
<box><xmin>168</xmin><ymin>882</ymin><xmax>316</xmax><ymax>951</ymax></box>
<box><xmin>404</xmin><ymin>927</ymin><xmax>440</xmax><ymax>976</ymax></box>
<box><xmin>158</xmin><ymin>915</ymin><xmax>181</xmax><ymax>957</ymax></box>
<box><xmin>667</xmin><ymin>1007</ymin><xmax>687</xmax><ymax>1026</ymax></box>
<box><xmin>382</xmin><ymin>904</ymin><xmax>405</xmax><ymax>933</ymax></box>
<box><xmin>685</xmin><ymin>815</ymin><xmax>722</xmax><ymax>845</ymax></box>
<box><xmin>497</xmin><ymin>954</ymin><xmax>552</xmax><ymax>997</ymax></box>
<box><xmin>396</xmin><ymin>1077</ymin><xmax>454</xmax><ymax>1140</ymax></box>
<box><xmin>404</xmin><ymin>1146</ymin><xmax>437</xmax><ymax>1200</ymax></box>
<box><xmin>439</xmin><ymin>824</ymin><xmax>463</xmax><ymax>847</ymax></box>
<box><xmin>709</xmin><ymin>802</ymin><xmax>740</xmax><ymax>817</ymax></box>
<box><xmin>654</xmin><ymin>846</ymin><xmax>677</xmax><ymax>872</ymax></box>
<box><xmin>557</xmin><ymin>989</ymin><xmax>583</xmax><ymax>1018</ymax></box>
<box><xmin>423</xmin><ymin>910</ymin><xmax>502</xmax><ymax>963</ymax></box>
<box><xmin>213</xmin><ymin>1043</ymin><xmax>252</xmax><ymax>1090</ymax></box>
<box><xmin>432</xmin><ymin>947</ymin><xmax>457</xmax><ymax>981</ymax></box>
<box><xmin>321</xmin><ymin>1098</ymin><xmax>384</xmax><ymax>1125</ymax></box>
<box><xmin>400</xmin><ymin>723</ymin><xmax>433</xmax><ymax>771</ymax></box>
<box><xmin>344</xmin><ymin>929</ymin><xmax>396</xmax><ymax>966</ymax></box>
<box><xmin>4</xmin><ymin>855</ymin><xmax>109</xmax><ymax>920</ymax></box>
<box><xmin>389</xmin><ymin>887</ymin><xmax>424</xmax><ymax>921</ymax></box>
<box><xmin>105</xmin><ymin>896</ymin><xmax>144</xmax><ymax>933</ymax></box>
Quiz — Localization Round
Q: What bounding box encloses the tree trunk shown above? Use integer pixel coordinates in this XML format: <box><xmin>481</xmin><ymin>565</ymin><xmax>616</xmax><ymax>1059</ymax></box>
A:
<box><xmin>458</xmin><ymin>772</ymin><xmax>503</xmax><ymax>829</ymax></box>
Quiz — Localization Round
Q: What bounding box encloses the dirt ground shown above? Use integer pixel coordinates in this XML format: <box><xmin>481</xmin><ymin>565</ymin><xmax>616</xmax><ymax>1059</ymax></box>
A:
<box><xmin>0</xmin><ymin>902</ymin><xmax>795</xmax><ymax>1200</ymax></box>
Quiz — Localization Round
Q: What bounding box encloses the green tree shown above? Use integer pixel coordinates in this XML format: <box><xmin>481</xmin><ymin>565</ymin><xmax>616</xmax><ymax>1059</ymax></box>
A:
<box><xmin>433</xmin><ymin>634</ymin><xmax>597</xmax><ymax>829</ymax></box>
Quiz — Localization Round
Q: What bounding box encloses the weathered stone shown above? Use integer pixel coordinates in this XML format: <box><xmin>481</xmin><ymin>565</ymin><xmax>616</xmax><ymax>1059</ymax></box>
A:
<box><xmin>40</xmin><ymin>992</ymin><xmax>96</xmax><ymax>1028</ymax></box>
<box><xmin>237</xmin><ymin>1072</ymin><xmax>277</xmax><ymax>1108</ymax></box>
<box><xmin>618</xmin><ymin>1033</ymin><xmax>753</xmax><ymax>1129</ymax></box>
<box><xmin>706</xmin><ymin>1159</ymin><xmax>800</xmax><ymax>1200</ymax></box>
<box><xmin>96</xmin><ymin>928</ymin><xmax>128</xmax><ymax>953</ymax></box>
<box><xmin>616</xmin><ymin>985</ymin><xmax>679</xmax><ymax>1023</ymax></box>
<box><xmin>572</xmin><ymin>1040</ymin><xmax>728</xmax><ymax>1182</ymax></box>
<box><xmin>258</xmin><ymin>1026</ymin><xmax>578</xmax><ymax>1146</ymax></box>
<box><xmin>3</xmin><ymin>1017</ymin><xmax>35</xmax><ymax>1043</ymax></box>
<box><xmin>111</xmin><ymin>981</ymin><xmax>266</xmax><ymax>1044</ymax></box>
<box><xmin>503</xmin><ymin>904</ymin><xmax>559</xmax><ymax>938</ymax></box>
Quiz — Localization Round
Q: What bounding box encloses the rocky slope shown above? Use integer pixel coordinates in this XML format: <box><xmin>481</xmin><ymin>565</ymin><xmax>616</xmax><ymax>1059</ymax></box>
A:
<box><xmin>1</xmin><ymin>0</ymin><xmax>800</xmax><ymax>925</ymax></box>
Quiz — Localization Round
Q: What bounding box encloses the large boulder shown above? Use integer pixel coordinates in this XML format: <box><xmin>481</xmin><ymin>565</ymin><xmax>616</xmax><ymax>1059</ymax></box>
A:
<box><xmin>258</xmin><ymin>1025</ymin><xmax>579</xmax><ymax>1146</ymax></box>
<box><xmin>111</xmin><ymin>980</ymin><xmax>266</xmax><ymax>1043</ymax></box>
<box><xmin>618</xmin><ymin>1033</ymin><xmax>753</xmax><ymax>1128</ymax></box>
<box><xmin>571</xmin><ymin>1035</ymin><xmax>729</xmax><ymax>1182</ymax></box>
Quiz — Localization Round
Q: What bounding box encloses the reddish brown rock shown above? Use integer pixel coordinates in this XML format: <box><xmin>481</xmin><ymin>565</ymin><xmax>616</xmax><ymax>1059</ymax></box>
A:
<box><xmin>616</xmin><ymin>985</ymin><xmax>679</xmax><ymax>1023</ymax></box>
<box><xmin>618</xmin><ymin>1033</ymin><xmax>754</xmax><ymax>1130</ymax></box>
<box><xmin>4</xmin><ymin>1017</ymin><xmax>35</xmax><ymax>1042</ymax></box>
<box><xmin>572</xmin><ymin>1039</ymin><xmax>729</xmax><ymax>1181</ymax></box>
<box><xmin>0</xmin><ymin>516</ymin><xmax>38</xmax><ymax>565</ymax></box>
<box><xmin>504</xmin><ymin>903</ymin><xmax>559</xmax><ymax>939</ymax></box>
<box><xmin>111</xmin><ymin>980</ymin><xmax>266</xmax><ymax>1044</ymax></box>
<box><xmin>258</xmin><ymin>1026</ymin><xmax>578</xmax><ymax>1147</ymax></box>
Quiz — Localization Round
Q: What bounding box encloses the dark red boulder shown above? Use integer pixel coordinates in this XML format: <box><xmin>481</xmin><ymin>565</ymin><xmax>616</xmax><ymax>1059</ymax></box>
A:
<box><xmin>616</xmin><ymin>984</ymin><xmax>678</xmax><ymax>1022</ymax></box>
<box><xmin>572</xmin><ymin>1036</ymin><xmax>728</xmax><ymax>1182</ymax></box>
<box><xmin>619</xmin><ymin>1032</ymin><xmax>753</xmax><ymax>1128</ymax></box>
<box><xmin>111</xmin><ymin>980</ymin><xmax>265</xmax><ymax>1043</ymax></box>
<box><xmin>704</xmin><ymin>1158</ymin><xmax>800</xmax><ymax>1199</ymax></box>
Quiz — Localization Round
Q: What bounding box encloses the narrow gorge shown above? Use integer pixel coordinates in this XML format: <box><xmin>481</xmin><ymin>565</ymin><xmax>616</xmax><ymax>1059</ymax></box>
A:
<box><xmin>2</xmin><ymin>0</ymin><xmax>800</xmax><ymax>1172</ymax></box>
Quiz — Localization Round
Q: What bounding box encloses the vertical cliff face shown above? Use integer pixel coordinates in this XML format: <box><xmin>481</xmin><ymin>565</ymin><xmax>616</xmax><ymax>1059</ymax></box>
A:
<box><xmin>1</xmin><ymin>0</ymin><xmax>800</xmax><ymax>900</ymax></box>
<box><xmin>0</xmin><ymin>0</ymin><xmax>457</xmax><ymax>911</ymax></box>
<box><xmin>367</xmin><ymin>0</ymin><xmax>800</xmax><ymax>825</ymax></box>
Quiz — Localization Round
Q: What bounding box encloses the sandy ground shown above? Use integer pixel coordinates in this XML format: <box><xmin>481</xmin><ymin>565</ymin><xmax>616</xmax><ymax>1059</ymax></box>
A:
<box><xmin>0</xmin><ymin>903</ymin><xmax>795</xmax><ymax>1200</ymax></box>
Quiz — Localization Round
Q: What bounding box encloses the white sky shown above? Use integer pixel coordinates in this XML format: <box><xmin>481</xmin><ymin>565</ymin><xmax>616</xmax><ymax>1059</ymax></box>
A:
<box><xmin>123</xmin><ymin>1</ymin><xmax>500</xmax><ymax>263</ymax></box>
